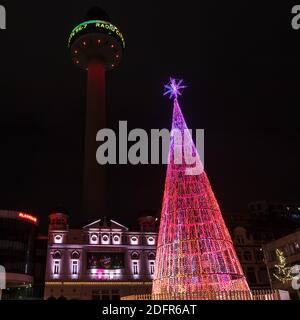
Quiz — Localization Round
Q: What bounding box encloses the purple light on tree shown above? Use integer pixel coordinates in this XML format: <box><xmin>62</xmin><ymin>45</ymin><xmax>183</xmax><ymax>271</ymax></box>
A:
<box><xmin>163</xmin><ymin>78</ymin><xmax>187</xmax><ymax>100</ymax></box>
<box><xmin>152</xmin><ymin>77</ymin><xmax>249</xmax><ymax>296</ymax></box>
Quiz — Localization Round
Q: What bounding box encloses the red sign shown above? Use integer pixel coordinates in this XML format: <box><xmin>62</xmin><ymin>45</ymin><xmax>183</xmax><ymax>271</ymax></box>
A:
<box><xmin>18</xmin><ymin>212</ymin><xmax>38</xmax><ymax>224</ymax></box>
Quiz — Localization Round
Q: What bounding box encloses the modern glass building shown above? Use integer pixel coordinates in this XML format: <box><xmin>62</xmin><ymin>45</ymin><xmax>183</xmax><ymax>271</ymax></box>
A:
<box><xmin>0</xmin><ymin>210</ymin><xmax>39</xmax><ymax>299</ymax></box>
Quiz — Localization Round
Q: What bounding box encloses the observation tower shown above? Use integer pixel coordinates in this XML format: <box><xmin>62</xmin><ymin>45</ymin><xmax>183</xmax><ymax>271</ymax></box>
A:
<box><xmin>68</xmin><ymin>7</ymin><xmax>125</xmax><ymax>219</ymax></box>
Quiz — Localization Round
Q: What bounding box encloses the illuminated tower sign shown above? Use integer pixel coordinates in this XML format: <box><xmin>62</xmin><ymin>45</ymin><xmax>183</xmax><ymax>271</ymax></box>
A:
<box><xmin>152</xmin><ymin>79</ymin><xmax>249</xmax><ymax>295</ymax></box>
<box><xmin>68</xmin><ymin>7</ymin><xmax>125</xmax><ymax>219</ymax></box>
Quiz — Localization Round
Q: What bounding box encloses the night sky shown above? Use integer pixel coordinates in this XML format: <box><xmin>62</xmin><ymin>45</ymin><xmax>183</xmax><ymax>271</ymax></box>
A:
<box><xmin>0</xmin><ymin>1</ymin><xmax>300</xmax><ymax>232</ymax></box>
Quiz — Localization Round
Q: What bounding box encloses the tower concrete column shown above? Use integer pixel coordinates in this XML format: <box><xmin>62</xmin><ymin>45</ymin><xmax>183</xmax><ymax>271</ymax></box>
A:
<box><xmin>84</xmin><ymin>59</ymin><xmax>107</xmax><ymax>219</ymax></box>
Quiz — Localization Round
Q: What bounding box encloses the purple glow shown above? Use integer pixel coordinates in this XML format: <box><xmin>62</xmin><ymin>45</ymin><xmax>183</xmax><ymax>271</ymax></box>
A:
<box><xmin>153</xmin><ymin>79</ymin><xmax>249</xmax><ymax>295</ymax></box>
<box><xmin>164</xmin><ymin>78</ymin><xmax>186</xmax><ymax>100</ymax></box>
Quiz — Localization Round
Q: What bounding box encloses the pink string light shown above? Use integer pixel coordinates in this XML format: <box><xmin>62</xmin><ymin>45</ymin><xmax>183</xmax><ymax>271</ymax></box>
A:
<box><xmin>152</xmin><ymin>79</ymin><xmax>249</xmax><ymax>294</ymax></box>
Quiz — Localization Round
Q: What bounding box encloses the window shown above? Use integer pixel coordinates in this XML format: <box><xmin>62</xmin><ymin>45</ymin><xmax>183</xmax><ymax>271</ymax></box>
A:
<box><xmin>236</xmin><ymin>235</ymin><xmax>244</xmax><ymax>245</ymax></box>
<box><xmin>258</xmin><ymin>268</ymin><xmax>268</xmax><ymax>284</ymax></box>
<box><xmin>133</xmin><ymin>261</ymin><xmax>138</xmax><ymax>275</ymax></box>
<box><xmin>53</xmin><ymin>251</ymin><xmax>61</xmax><ymax>259</ymax></box>
<box><xmin>113</xmin><ymin>235</ymin><xmax>120</xmax><ymax>244</ymax></box>
<box><xmin>102</xmin><ymin>234</ymin><xmax>110</xmax><ymax>244</ymax></box>
<box><xmin>131</xmin><ymin>252</ymin><xmax>139</xmax><ymax>260</ymax></box>
<box><xmin>90</xmin><ymin>234</ymin><xmax>98</xmax><ymax>244</ymax></box>
<box><xmin>71</xmin><ymin>251</ymin><xmax>80</xmax><ymax>260</ymax></box>
<box><xmin>150</xmin><ymin>261</ymin><xmax>155</xmax><ymax>275</ymax></box>
<box><xmin>147</xmin><ymin>237</ymin><xmax>155</xmax><ymax>245</ymax></box>
<box><xmin>148</xmin><ymin>252</ymin><xmax>155</xmax><ymax>260</ymax></box>
<box><xmin>72</xmin><ymin>260</ymin><xmax>78</xmax><ymax>275</ymax></box>
<box><xmin>243</xmin><ymin>251</ymin><xmax>252</xmax><ymax>261</ymax></box>
<box><xmin>293</xmin><ymin>242</ymin><xmax>300</xmax><ymax>253</ymax></box>
<box><xmin>54</xmin><ymin>234</ymin><xmax>63</xmax><ymax>244</ymax></box>
<box><xmin>54</xmin><ymin>261</ymin><xmax>60</xmax><ymax>274</ymax></box>
<box><xmin>255</xmin><ymin>249</ymin><xmax>264</xmax><ymax>262</ymax></box>
<box><xmin>246</xmin><ymin>267</ymin><xmax>257</xmax><ymax>284</ymax></box>
<box><xmin>131</xmin><ymin>236</ymin><xmax>138</xmax><ymax>245</ymax></box>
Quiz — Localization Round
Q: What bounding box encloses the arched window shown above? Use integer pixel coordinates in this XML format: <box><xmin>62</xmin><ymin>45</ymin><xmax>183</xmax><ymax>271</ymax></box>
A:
<box><xmin>130</xmin><ymin>236</ymin><xmax>138</xmax><ymax>245</ymax></box>
<box><xmin>102</xmin><ymin>234</ymin><xmax>110</xmax><ymax>244</ymax></box>
<box><xmin>147</xmin><ymin>237</ymin><xmax>155</xmax><ymax>245</ymax></box>
<box><xmin>148</xmin><ymin>252</ymin><xmax>155</xmax><ymax>260</ymax></box>
<box><xmin>71</xmin><ymin>251</ymin><xmax>80</xmax><ymax>275</ymax></box>
<box><xmin>131</xmin><ymin>252</ymin><xmax>140</xmax><ymax>260</ymax></box>
<box><xmin>53</xmin><ymin>251</ymin><xmax>61</xmax><ymax>260</ymax></box>
<box><xmin>90</xmin><ymin>234</ymin><xmax>98</xmax><ymax>244</ymax></box>
<box><xmin>71</xmin><ymin>251</ymin><xmax>80</xmax><ymax>259</ymax></box>
<box><xmin>54</xmin><ymin>234</ymin><xmax>63</xmax><ymax>243</ymax></box>
<box><xmin>113</xmin><ymin>235</ymin><xmax>120</xmax><ymax>244</ymax></box>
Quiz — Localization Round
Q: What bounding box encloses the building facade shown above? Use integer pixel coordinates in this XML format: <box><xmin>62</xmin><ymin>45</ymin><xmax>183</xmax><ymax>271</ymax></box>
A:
<box><xmin>224</xmin><ymin>201</ymin><xmax>300</xmax><ymax>291</ymax></box>
<box><xmin>0</xmin><ymin>210</ymin><xmax>38</xmax><ymax>284</ymax></box>
<box><xmin>0</xmin><ymin>210</ymin><xmax>44</xmax><ymax>299</ymax></box>
<box><xmin>232</xmin><ymin>226</ymin><xmax>270</xmax><ymax>290</ymax></box>
<box><xmin>248</xmin><ymin>201</ymin><xmax>300</xmax><ymax>238</ymax></box>
<box><xmin>263</xmin><ymin>229</ymin><xmax>300</xmax><ymax>299</ymax></box>
<box><xmin>44</xmin><ymin>212</ymin><xmax>157</xmax><ymax>300</ymax></box>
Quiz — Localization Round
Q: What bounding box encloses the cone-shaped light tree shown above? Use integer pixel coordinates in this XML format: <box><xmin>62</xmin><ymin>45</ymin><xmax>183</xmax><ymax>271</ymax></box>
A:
<box><xmin>152</xmin><ymin>78</ymin><xmax>249</xmax><ymax>295</ymax></box>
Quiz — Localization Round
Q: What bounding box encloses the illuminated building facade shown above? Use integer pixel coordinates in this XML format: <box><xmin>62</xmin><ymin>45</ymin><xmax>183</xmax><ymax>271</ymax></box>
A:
<box><xmin>0</xmin><ymin>210</ymin><xmax>46</xmax><ymax>299</ymax></box>
<box><xmin>68</xmin><ymin>7</ymin><xmax>125</xmax><ymax>220</ymax></box>
<box><xmin>152</xmin><ymin>79</ymin><xmax>249</xmax><ymax>295</ymax></box>
<box><xmin>263</xmin><ymin>230</ymin><xmax>300</xmax><ymax>300</ymax></box>
<box><xmin>44</xmin><ymin>211</ymin><xmax>157</xmax><ymax>300</ymax></box>
<box><xmin>224</xmin><ymin>203</ymin><xmax>300</xmax><ymax>290</ymax></box>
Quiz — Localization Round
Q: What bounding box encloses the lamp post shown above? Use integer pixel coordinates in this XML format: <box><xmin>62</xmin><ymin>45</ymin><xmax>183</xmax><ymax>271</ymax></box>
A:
<box><xmin>261</xmin><ymin>246</ymin><xmax>273</xmax><ymax>290</ymax></box>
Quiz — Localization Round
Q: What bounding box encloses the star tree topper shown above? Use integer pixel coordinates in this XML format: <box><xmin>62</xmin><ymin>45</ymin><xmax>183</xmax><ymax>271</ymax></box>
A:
<box><xmin>164</xmin><ymin>77</ymin><xmax>186</xmax><ymax>100</ymax></box>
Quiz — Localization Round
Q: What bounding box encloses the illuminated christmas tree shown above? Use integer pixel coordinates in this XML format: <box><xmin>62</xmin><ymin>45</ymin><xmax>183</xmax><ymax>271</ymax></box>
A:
<box><xmin>273</xmin><ymin>249</ymin><xmax>293</xmax><ymax>284</ymax></box>
<box><xmin>152</xmin><ymin>78</ymin><xmax>249</xmax><ymax>295</ymax></box>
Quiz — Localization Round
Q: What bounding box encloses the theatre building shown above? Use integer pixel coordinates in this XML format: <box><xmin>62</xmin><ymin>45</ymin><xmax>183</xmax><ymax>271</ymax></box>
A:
<box><xmin>44</xmin><ymin>211</ymin><xmax>158</xmax><ymax>300</ymax></box>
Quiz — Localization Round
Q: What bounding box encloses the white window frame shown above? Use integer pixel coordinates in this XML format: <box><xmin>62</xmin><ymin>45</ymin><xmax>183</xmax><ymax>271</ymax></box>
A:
<box><xmin>132</xmin><ymin>261</ymin><xmax>138</xmax><ymax>275</ymax></box>
<box><xmin>149</xmin><ymin>261</ymin><xmax>155</xmax><ymax>275</ymax></box>
<box><xmin>54</xmin><ymin>260</ymin><xmax>60</xmax><ymax>275</ymax></box>
<box><xmin>72</xmin><ymin>260</ymin><xmax>78</xmax><ymax>275</ymax></box>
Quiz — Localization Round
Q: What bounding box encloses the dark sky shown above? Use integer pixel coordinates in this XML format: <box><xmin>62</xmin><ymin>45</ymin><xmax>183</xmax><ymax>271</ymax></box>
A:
<box><xmin>0</xmin><ymin>1</ymin><xmax>300</xmax><ymax>232</ymax></box>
